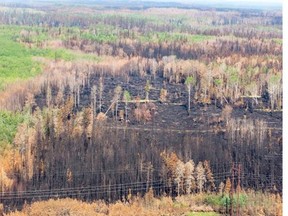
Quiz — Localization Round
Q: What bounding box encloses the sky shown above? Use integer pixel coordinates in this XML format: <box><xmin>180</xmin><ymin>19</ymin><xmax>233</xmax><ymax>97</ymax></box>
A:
<box><xmin>141</xmin><ymin>0</ymin><xmax>282</xmax><ymax>9</ymax></box>
<box><xmin>187</xmin><ymin>0</ymin><xmax>281</xmax><ymax>2</ymax></box>
<box><xmin>143</xmin><ymin>0</ymin><xmax>282</xmax><ymax>3</ymax></box>
<box><xmin>3</xmin><ymin>0</ymin><xmax>282</xmax><ymax>3</ymax></box>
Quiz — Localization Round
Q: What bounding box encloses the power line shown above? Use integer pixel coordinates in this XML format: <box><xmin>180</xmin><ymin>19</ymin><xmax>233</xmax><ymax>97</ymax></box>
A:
<box><xmin>0</xmin><ymin>173</ymin><xmax>280</xmax><ymax>198</ymax></box>
<box><xmin>0</xmin><ymin>180</ymin><xmax>163</xmax><ymax>196</ymax></box>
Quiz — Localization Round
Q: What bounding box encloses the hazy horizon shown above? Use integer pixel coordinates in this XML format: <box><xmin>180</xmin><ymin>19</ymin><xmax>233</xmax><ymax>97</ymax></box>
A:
<box><xmin>1</xmin><ymin>0</ymin><xmax>282</xmax><ymax>4</ymax></box>
<box><xmin>0</xmin><ymin>0</ymin><xmax>282</xmax><ymax>10</ymax></box>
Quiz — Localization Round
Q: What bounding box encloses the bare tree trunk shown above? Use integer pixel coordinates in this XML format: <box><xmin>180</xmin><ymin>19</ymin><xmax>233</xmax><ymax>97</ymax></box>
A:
<box><xmin>188</xmin><ymin>86</ymin><xmax>191</xmax><ymax>112</ymax></box>
<box><xmin>77</xmin><ymin>85</ymin><xmax>80</xmax><ymax>108</ymax></box>
<box><xmin>125</xmin><ymin>103</ymin><xmax>128</xmax><ymax>121</ymax></box>
<box><xmin>115</xmin><ymin>101</ymin><xmax>118</xmax><ymax>121</ymax></box>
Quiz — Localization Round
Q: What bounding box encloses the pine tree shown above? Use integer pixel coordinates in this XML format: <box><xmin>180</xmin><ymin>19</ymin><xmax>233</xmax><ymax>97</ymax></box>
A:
<box><xmin>160</xmin><ymin>151</ymin><xmax>179</xmax><ymax>194</ymax></box>
<box><xmin>82</xmin><ymin>107</ymin><xmax>93</xmax><ymax>134</ymax></box>
<box><xmin>184</xmin><ymin>160</ymin><xmax>195</xmax><ymax>194</ymax></box>
<box><xmin>60</xmin><ymin>96</ymin><xmax>74</xmax><ymax>123</ymax></box>
<box><xmin>26</xmin><ymin>127</ymin><xmax>36</xmax><ymax>180</ymax></box>
<box><xmin>144</xmin><ymin>187</ymin><xmax>154</xmax><ymax>206</ymax></box>
<box><xmin>54</xmin><ymin>109</ymin><xmax>64</xmax><ymax>136</ymax></box>
<box><xmin>196</xmin><ymin>161</ymin><xmax>206</xmax><ymax>193</ymax></box>
<box><xmin>224</xmin><ymin>177</ymin><xmax>232</xmax><ymax>195</ymax></box>
<box><xmin>174</xmin><ymin>160</ymin><xmax>185</xmax><ymax>196</ymax></box>
<box><xmin>204</xmin><ymin>160</ymin><xmax>216</xmax><ymax>192</ymax></box>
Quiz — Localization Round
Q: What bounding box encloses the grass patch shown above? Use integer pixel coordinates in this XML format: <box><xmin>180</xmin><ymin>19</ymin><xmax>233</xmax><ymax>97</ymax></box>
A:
<box><xmin>0</xmin><ymin>25</ymin><xmax>101</xmax><ymax>90</ymax></box>
<box><xmin>0</xmin><ymin>26</ymin><xmax>42</xmax><ymax>90</ymax></box>
<box><xmin>0</xmin><ymin>111</ymin><xmax>26</xmax><ymax>149</ymax></box>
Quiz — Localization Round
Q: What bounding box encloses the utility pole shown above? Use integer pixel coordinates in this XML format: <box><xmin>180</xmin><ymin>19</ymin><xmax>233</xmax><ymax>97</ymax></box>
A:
<box><xmin>236</xmin><ymin>164</ymin><xmax>241</xmax><ymax>216</ymax></box>
<box><xmin>230</xmin><ymin>163</ymin><xmax>235</xmax><ymax>216</ymax></box>
<box><xmin>230</xmin><ymin>163</ymin><xmax>242</xmax><ymax>216</ymax></box>
<box><xmin>146</xmin><ymin>162</ymin><xmax>153</xmax><ymax>192</ymax></box>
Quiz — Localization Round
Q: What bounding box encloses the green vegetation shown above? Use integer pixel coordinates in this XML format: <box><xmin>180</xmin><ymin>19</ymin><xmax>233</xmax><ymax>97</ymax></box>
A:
<box><xmin>139</xmin><ymin>32</ymin><xmax>214</xmax><ymax>43</ymax></box>
<box><xmin>30</xmin><ymin>47</ymin><xmax>101</xmax><ymax>62</ymax></box>
<box><xmin>0</xmin><ymin>111</ymin><xmax>25</xmax><ymax>149</ymax></box>
<box><xmin>273</xmin><ymin>38</ymin><xmax>282</xmax><ymax>44</ymax></box>
<box><xmin>0</xmin><ymin>26</ymin><xmax>42</xmax><ymax>90</ymax></box>
<box><xmin>204</xmin><ymin>194</ymin><xmax>248</xmax><ymax>209</ymax></box>
<box><xmin>255</xmin><ymin>25</ymin><xmax>282</xmax><ymax>33</ymax></box>
<box><xmin>80</xmin><ymin>24</ymin><xmax>118</xmax><ymax>43</ymax></box>
<box><xmin>0</xmin><ymin>25</ymin><xmax>101</xmax><ymax>149</ymax></box>
<box><xmin>0</xmin><ymin>25</ymin><xmax>102</xmax><ymax>90</ymax></box>
<box><xmin>81</xmin><ymin>32</ymin><xmax>117</xmax><ymax>43</ymax></box>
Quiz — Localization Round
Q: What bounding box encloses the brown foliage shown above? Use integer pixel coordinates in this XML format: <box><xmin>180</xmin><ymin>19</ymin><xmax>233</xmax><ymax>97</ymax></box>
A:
<box><xmin>160</xmin><ymin>151</ymin><xmax>179</xmax><ymax>180</ymax></box>
<box><xmin>5</xmin><ymin>191</ymin><xmax>282</xmax><ymax>216</ymax></box>
<box><xmin>224</xmin><ymin>177</ymin><xmax>231</xmax><ymax>194</ymax></box>
<box><xmin>159</xmin><ymin>88</ymin><xmax>167</xmax><ymax>103</ymax></box>
<box><xmin>133</xmin><ymin>104</ymin><xmax>152</xmax><ymax>122</ymax></box>
<box><xmin>0</xmin><ymin>149</ymin><xmax>22</xmax><ymax>192</ymax></box>
<box><xmin>96</xmin><ymin>112</ymin><xmax>107</xmax><ymax>121</ymax></box>
<box><xmin>204</xmin><ymin>160</ymin><xmax>216</xmax><ymax>192</ymax></box>
<box><xmin>221</xmin><ymin>105</ymin><xmax>233</xmax><ymax>124</ymax></box>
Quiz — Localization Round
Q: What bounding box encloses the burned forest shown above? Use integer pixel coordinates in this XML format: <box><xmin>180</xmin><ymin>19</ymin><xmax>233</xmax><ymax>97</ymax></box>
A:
<box><xmin>0</xmin><ymin>0</ymin><xmax>283</xmax><ymax>215</ymax></box>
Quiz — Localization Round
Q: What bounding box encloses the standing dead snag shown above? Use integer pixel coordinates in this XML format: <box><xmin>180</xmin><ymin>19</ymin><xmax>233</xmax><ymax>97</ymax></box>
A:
<box><xmin>46</xmin><ymin>84</ymin><xmax>52</xmax><ymax>109</ymax></box>
<box><xmin>185</xmin><ymin>76</ymin><xmax>195</xmax><ymax>112</ymax></box>
<box><xmin>113</xmin><ymin>85</ymin><xmax>122</xmax><ymax>120</ymax></box>
<box><xmin>24</xmin><ymin>92</ymin><xmax>36</xmax><ymax>114</ymax></box>
<box><xmin>56</xmin><ymin>85</ymin><xmax>64</xmax><ymax>107</ymax></box>
<box><xmin>91</xmin><ymin>85</ymin><xmax>97</xmax><ymax>115</ymax></box>
<box><xmin>146</xmin><ymin>162</ymin><xmax>154</xmax><ymax>192</ymax></box>
<box><xmin>98</xmin><ymin>77</ymin><xmax>104</xmax><ymax>112</ymax></box>
<box><xmin>123</xmin><ymin>90</ymin><xmax>131</xmax><ymax>121</ymax></box>
<box><xmin>218</xmin><ymin>182</ymin><xmax>225</xmax><ymax>195</ymax></box>
<box><xmin>267</xmin><ymin>74</ymin><xmax>282</xmax><ymax>111</ymax></box>
<box><xmin>221</xmin><ymin>105</ymin><xmax>233</xmax><ymax>125</ymax></box>
<box><xmin>145</xmin><ymin>80</ymin><xmax>151</xmax><ymax>101</ymax></box>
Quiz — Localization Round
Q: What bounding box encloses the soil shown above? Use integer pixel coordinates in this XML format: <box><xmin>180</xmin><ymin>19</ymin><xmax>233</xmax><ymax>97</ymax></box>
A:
<box><xmin>35</xmin><ymin>72</ymin><xmax>282</xmax><ymax>133</ymax></box>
